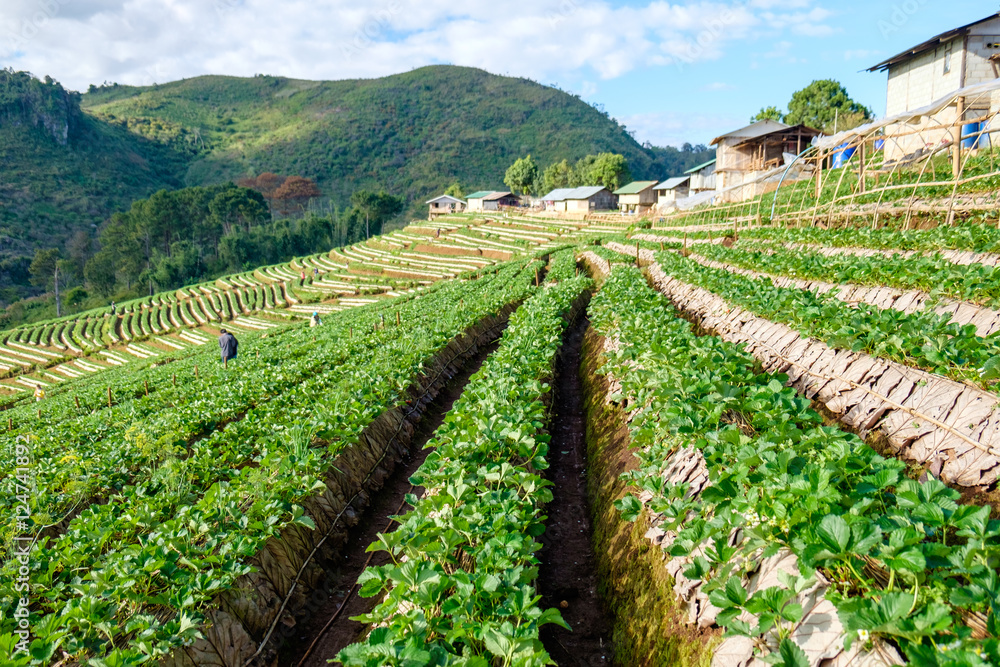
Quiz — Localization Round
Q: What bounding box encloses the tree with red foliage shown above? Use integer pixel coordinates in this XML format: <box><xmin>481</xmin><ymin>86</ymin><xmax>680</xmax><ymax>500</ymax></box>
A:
<box><xmin>273</xmin><ymin>175</ymin><xmax>322</xmax><ymax>215</ymax></box>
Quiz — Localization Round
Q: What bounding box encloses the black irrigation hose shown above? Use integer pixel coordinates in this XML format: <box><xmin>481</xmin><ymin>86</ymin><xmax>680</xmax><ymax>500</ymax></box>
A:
<box><xmin>295</xmin><ymin>490</ymin><xmax>412</xmax><ymax>667</ymax></box>
<box><xmin>239</xmin><ymin>313</ymin><xmax>513</xmax><ymax>667</ymax></box>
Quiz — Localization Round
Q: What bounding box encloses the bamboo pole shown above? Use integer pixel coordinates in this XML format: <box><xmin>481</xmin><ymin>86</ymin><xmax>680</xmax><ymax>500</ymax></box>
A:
<box><xmin>107</xmin><ymin>386</ymin><xmax>112</xmax><ymax>409</ymax></box>
<box><xmin>953</xmin><ymin>97</ymin><xmax>966</xmax><ymax>179</ymax></box>
<box><xmin>75</xmin><ymin>395</ymin><xmax>80</xmax><ymax>409</ymax></box>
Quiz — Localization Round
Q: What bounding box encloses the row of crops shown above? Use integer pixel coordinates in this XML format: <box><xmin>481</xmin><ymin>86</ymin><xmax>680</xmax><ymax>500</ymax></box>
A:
<box><xmin>591</xmin><ymin>266</ymin><xmax>1000</xmax><ymax>666</ymax></box>
<box><xmin>340</xmin><ymin>266</ymin><xmax>592</xmax><ymax>663</ymax></box>
<box><xmin>0</xmin><ymin>258</ymin><xmax>545</xmax><ymax>666</ymax></box>
<box><xmin>0</xmin><ymin>217</ymin><xmax>603</xmax><ymax>399</ymax></box>
<box><xmin>631</xmin><ymin>247</ymin><xmax>1000</xmax><ymax>390</ymax></box>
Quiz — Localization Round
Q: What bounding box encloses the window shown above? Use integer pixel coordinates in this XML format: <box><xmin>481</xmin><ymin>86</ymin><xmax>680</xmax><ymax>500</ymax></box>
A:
<box><xmin>944</xmin><ymin>42</ymin><xmax>953</xmax><ymax>74</ymax></box>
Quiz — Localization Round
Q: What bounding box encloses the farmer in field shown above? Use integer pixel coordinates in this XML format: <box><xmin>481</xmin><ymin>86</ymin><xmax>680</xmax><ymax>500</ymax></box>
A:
<box><xmin>34</xmin><ymin>386</ymin><xmax>45</xmax><ymax>401</ymax></box>
<box><xmin>218</xmin><ymin>328</ymin><xmax>239</xmax><ymax>368</ymax></box>
<box><xmin>310</xmin><ymin>312</ymin><xmax>322</xmax><ymax>328</ymax></box>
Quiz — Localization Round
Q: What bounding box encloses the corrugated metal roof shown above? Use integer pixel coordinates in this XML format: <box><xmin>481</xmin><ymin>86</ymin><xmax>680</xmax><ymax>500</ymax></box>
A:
<box><xmin>710</xmin><ymin>120</ymin><xmax>788</xmax><ymax>146</ymax></box>
<box><xmin>613</xmin><ymin>180</ymin><xmax>659</xmax><ymax>195</ymax></box>
<box><xmin>483</xmin><ymin>191</ymin><xmax>515</xmax><ymax>201</ymax></box>
<box><xmin>565</xmin><ymin>186</ymin><xmax>608</xmax><ymax>199</ymax></box>
<box><xmin>541</xmin><ymin>186</ymin><xmax>609</xmax><ymax>201</ymax></box>
<box><xmin>540</xmin><ymin>188</ymin><xmax>576</xmax><ymax>201</ymax></box>
<box><xmin>867</xmin><ymin>12</ymin><xmax>999</xmax><ymax>72</ymax></box>
<box><xmin>465</xmin><ymin>190</ymin><xmax>495</xmax><ymax>200</ymax></box>
<box><xmin>653</xmin><ymin>176</ymin><xmax>690</xmax><ymax>190</ymax></box>
<box><xmin>425</xmin><ymin>194</ymin><xmax>466</xmax><ymax>205</ymax></box>
<box><xmin>684</xmin><ymin>158</ymin><xmax>717</xmax><ymax>175</ymax></box>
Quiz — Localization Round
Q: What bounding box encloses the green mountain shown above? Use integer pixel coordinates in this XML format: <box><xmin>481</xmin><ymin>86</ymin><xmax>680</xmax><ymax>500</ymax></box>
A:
<box><xmin>0</xmin><ymin>70</ymin><xmax>184</xmax><ymax>261</ymax></box>
<box><xmin>0</xmin><ymin>65</ymin><xmax>714</xmax><ymax>322</ymax></box>
<box><xmin>80</xmin><ymin>66</ymin><xmax>663</xmax><ymax>200</ymax></box>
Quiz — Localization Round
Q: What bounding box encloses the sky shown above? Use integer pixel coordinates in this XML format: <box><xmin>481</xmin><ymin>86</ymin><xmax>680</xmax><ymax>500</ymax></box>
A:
<box><xmin>1</xmin><ymin>0</ymin><xmax>995</xmax><ymax>147</ymax></box>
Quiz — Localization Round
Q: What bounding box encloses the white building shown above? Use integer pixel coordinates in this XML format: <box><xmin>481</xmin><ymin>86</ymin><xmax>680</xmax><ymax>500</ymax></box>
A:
<box><xmin>868</xmin><ymin>12</ymin><xmax>1000</xmax><ymax>159</ymax></box>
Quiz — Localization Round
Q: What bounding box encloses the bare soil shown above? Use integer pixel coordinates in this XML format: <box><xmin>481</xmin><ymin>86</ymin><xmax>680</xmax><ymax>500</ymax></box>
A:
<box><xmin>537</xmin><ymin>314</ymin><xmax>614</xmax><ymax>665</ymax></box>
<box><xmin>278</xmin><ymin>337</ymin><xmax>502</xmax><ymax>667</ymax></box>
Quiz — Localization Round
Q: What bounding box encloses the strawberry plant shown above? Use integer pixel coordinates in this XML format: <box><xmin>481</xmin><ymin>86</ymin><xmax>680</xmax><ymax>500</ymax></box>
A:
<box><xmin>590</xmin><ymin>266</ymin><xmax>1000</xmax><ymax>665</ymax></box>
<box><xmin>339</xmin><ymin>276</ymin><xmax>592</xmax><ymax>666</ymax></box>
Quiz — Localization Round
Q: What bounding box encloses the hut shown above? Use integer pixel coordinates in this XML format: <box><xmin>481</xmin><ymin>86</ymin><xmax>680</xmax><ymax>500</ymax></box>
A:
<box><xmin>540</xmin><ymin>186</ymin><xmax>616</xmax><ymax>214</ymax></box>
<box><xmin>426</xmin><ymin>194</ymin><xmax>467</xmax><ymax>219</ymax></box>
<box><xmin>867</xmin><ymin>11</ymin><xmax>1000</xmax><ymax>159</ymax></box>
<box><xmin>613</xmin><ymin>181</ymin><xmax>659</xmax><ymax>214</ymax></box>
<box><xmin>711</xmin><ymin>122</ymin><xmax>820</xmax><ymax>202</ymax></box>
<box><xmin>465</xmin><ymin>191</ymin><xmax>495</xmax><ymax>212</ymax></box>
<box><xmin>652</xmin><ymin>176</ymin><xmax>690</xmax><ymax>208</ymax></box>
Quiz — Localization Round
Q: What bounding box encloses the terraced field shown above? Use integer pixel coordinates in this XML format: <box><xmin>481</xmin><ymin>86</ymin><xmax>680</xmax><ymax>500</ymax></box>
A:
<box><xmin>7</xmin><ymin>211</ymin><xmax>1000</xmax><ymax>667</ymax></box>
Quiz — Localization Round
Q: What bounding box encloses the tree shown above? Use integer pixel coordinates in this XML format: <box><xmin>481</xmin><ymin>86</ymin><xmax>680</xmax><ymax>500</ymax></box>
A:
<box><xmin>273</xmin><ymin>176</ymin><xmax>322</xmax><ymax>215</ymax></box>
<box><xmin>568</xmin><ymin>153</ymin><xmax>630</xmax><ymax>191</ymax></box>
<box><xmin>444</xmin><ymin>182</ymin><xmax>464</xmax><ymax>198</ymax></box>
<box><xmin>504</xmin><ymin>155</ymin><xmax>539</xmax><ymax>196</ymax></box>
<box><xmin>784</xmin><ymin>80</ymin><xmax>873</xmax><ymax>134</ymax></box>
<box><xmin>350</xmin><ymin>190</ymin><xmax>405</xmax><ymax>239</ymax></box>
<box><xmin>209</xmin><ymin>187</ymin><xmax>269</xmax><ymax>234</ymax></box>
<box><xmin>29</xmin><ymin>248</ymin><xmax>67</xmax><ymax>316</ymax></box>
<box><xmin>541</xmin><ymin>159</ymin><xmax>573</xmax><ymax>194</ymax></box>
<box><xmin>752</xmin><ymin>106</ymin><xmax>784</xmax><ymax>122</ymax></box>
<box><xmin>587</xmin><ymin>153</ymin><xmax>631</xmax><ymax>191</ymax></box>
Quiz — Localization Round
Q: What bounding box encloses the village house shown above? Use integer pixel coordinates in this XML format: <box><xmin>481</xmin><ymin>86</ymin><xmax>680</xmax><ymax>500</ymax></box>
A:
<box><xmin>465</xmin><ymin>191</ymin><xmax>495</xmax><ymax>212</ymax></box>
<box><xmin>613</xmin><ymin>181</ymin><xmax>659</xmax><ymax>214</ymax></box>
<box><xmin>425</xmin><ymin>194</ymin><xmax>466</xmax><ymax>219</ymax></box>
<box><xmin>685</xmin><ymin>158</ymin><xmax>717</xmax><ymax>195</ymax></box>
<box><xmin>465</xmin><ymin>191</ymin><xmax>519</xmax><ymax>211</ymax></box>
<box><xmin>867</xmin><ymin>12</ymin><xmax>1000</xmax><ymax>160</ymax></box>
<box><xmin>483</xmin><ymin>191</ymin><xmax>520</xmax><ymax>210</ymax></box>
<box><xmin>540</xmin><ymin>186</ymin><xmax>616</xmax><ymax>216</ymax></box>
<box><xmin>652</xmin><ymin>176</ymin><xmax>690</xmax><ymax>209</ymax></box>
<box><xmin>711</xmin><ymin>121</ymin><xmax>821</xmax><ymax>202</ymax></box>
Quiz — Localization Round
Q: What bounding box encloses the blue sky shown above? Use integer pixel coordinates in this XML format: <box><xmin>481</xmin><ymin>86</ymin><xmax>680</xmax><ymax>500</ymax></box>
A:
<box><xmin>0</xmin><ymin>0</ymin><xmax>994</xmax><ymax>147</ymax></box>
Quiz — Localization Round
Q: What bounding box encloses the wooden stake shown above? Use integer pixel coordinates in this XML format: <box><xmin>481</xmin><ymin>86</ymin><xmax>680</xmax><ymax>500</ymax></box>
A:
<box><xmin>37</xmin><ymin>409</ymin><xmax>41</xmax><ymax>420</ymax></box>
<box><xmin>144</xmin><ymin>380</ymin><xmax>149</xmax><ymax>397</ymax></box>
<box><xmin>7</xmin><ymin>417</ymin><xmax>12</xmax><ymax>431</ymax></box>
<box><xmin>75</xmin><ymin>395</ymin><xmax>80</xmax><ymax>409</ymax></box>
<box><xmin>349</xmin><ymin>327</ymin><xmax>353</xmax><ymax>339</ymax></box>
<box><xmin>683</xmin><ymin>233</ymin><xmax>687</xmax><ymax>250</ymax></box>
<box><xmin>535</xmin><ymin>269</ymin><xmax>539</xmax><ymax>286</ymax></box>
<box><xmin>660</xmin><ymin>242</ymin><xmax>664</xmax><ymax>252</ymax></box>
<box><xmin>107</xmin><ymin>386</ymin><xmax>113</xmax><ymax>409</ymax></box>
<box><xmin>858</xmin><ymin>140</ymin><xmax>867</xmax><ymax>194</ymax></box>
<box><xmin>256</xmin><ymin>349</ymin><xmax>259</xmax><ymax>358</ymax></box>
<box><xmin>172</xmin><ymin>373</ymin><xmax>176</xmax><ymax>386</ymax></box>
<box><xmin>953</xmin><ymin>97</ymin><xmax>965</xmax><ymax>179</ymax></box>
<box><xmin>194</xmin><ymin>365</ymin><xmax>199</xmax><ymax>379</ymax></box>
<box><xmin>733</xmin><ymin>216</ymin><xmax>738</xmax><ymax>240</ymax></box>
<box><xmin>396</xmin><ymin>311</ymin><xmax>401</xmax><ymax>326</ymax></box>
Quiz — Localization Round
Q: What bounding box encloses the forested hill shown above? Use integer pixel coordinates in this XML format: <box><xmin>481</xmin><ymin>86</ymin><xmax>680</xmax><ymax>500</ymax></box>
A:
<box><xmin>0</xmin><ymin>65</ymin><xmax>713</xmax><ymax>323</ymax></box>
<box><xmin>80</xmin><ymin>66</ymin><xmax>705</xmax><ymax>201</ymax></box>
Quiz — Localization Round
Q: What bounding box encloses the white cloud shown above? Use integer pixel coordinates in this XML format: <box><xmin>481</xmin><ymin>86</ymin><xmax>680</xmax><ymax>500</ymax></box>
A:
<box><xmin>621</xmin><ymin>110</ymin><xmax>745</xmax><ymax>148</ymax></box>
<box><xmin>701</xmin><ymin>81</ymin><xmax>736</xmax><ymax>91</ymax></box>
<box><xmin>0</xmin><ymin>0</ymin><xmax>836</xmax><ymax>91</ymax></box>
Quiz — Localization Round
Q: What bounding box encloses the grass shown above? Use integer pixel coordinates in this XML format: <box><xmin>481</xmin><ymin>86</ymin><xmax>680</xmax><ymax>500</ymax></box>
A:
<box><xmin>582</xmin><ymin>325</ymin><xmax>719</xmax><ymax>667</ymax></box>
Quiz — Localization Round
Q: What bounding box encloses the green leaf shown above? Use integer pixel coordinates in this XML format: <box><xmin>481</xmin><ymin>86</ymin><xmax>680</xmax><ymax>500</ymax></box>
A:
<box><xmin>776</xmin><ymin>639</ymin><xmax>809</xmax><ymax>667</ymax></box>
<box><xmin>815</xmin><ymin>514</ymin><xmax>849</xmax><ymax>555</ymax></box>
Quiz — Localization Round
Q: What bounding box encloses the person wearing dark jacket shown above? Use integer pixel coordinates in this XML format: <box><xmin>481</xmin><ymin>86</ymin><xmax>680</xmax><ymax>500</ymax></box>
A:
<box><xmin>219</xmin><ymin>329</ymin><xmax>239</xmax><ymax>368</ymax></box>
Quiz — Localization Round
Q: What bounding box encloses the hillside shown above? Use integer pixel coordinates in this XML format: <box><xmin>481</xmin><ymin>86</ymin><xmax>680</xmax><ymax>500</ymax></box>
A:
<box><xmin>81</xmin><ymin>66</ymin><xmax>672</xmax><ymax>201</ymax></box>
<box><xmin>0</xmin><ymin>70</ymin><xmax>184</xmax><ymax>266</ymax></box>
